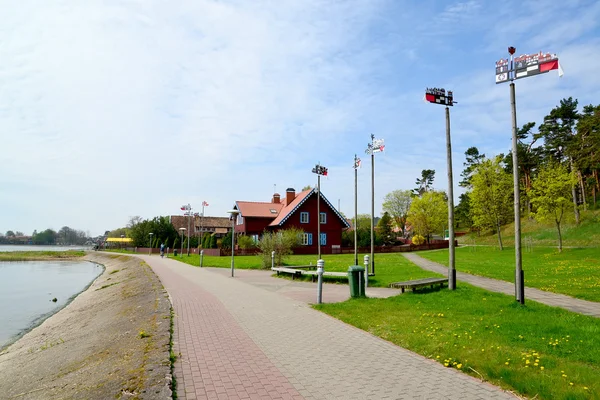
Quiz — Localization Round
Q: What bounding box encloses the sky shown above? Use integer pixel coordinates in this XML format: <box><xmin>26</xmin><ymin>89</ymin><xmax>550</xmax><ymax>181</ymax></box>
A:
<box><xmin>1</xmin><ymin>0</ymin><xmax>600</xmax><ymax>237</ymax></box>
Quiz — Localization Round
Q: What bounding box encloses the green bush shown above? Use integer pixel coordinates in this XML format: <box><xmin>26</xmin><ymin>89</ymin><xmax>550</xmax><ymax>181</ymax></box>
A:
<box><xmin>412</xmin><ymin>234</ymin><xmax>426</xmax><ymax>246</ymax></box>
<box><xmin>237</xmin><ymin>235</ymin><xmax>256</xmax><ymax>249</ymax></box>
<box><xmin>258</xmin><ymin>228</ymin><xmax>303</xmax><ymax>268</ymax></box>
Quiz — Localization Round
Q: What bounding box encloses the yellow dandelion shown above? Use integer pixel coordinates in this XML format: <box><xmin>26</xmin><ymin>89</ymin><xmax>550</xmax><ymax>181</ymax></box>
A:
<box><xmin>570</xmin><ymin>383</ymin><xmax>573</xmax><ymax>386</ymax></box>
<box><xmin>457</xmin><ymin>364</ymin><xmax>462</xmax><ymax>369</ymax></box>
<box><xmin>584</xmin><ymin>387</ymin><xmax>588</xmax><ymax>390</ymax></box>
<box><xmin>505</xmin><ymin>362</ymin><xmax>509</xmax><ymax>365</ymax></box>
<box><xmin>444</xmin><ymin>363</ymin><xmax>449</xmax><ymax>367</ymax></box>
<box><xmin>540</xmin><ymin>366</ymin><xmax>544</xmax><ymax>370</ymax></box>
<box><xmin>534</xmin><ymin>363</ymin><xmax>538</xmax><ymax>366</ymax></box>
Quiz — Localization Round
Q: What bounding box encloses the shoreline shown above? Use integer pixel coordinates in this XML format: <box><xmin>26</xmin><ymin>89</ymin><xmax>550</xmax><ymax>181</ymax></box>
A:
<box><xmin>0</xmin><ymin>253</ymin><xmax>172</xmax><ymax>399</ymax></box>
<box><xmin>0</xmin><ymin>260</ymin><xmax>105</xmax><ymax>352</ymax></box>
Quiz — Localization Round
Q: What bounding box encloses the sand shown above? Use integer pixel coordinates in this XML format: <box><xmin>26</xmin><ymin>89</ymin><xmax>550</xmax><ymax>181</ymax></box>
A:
<box><xmin>0</xmin><ymin>253</ymin><xmax>172</xmax><ymax>399</ymax></box>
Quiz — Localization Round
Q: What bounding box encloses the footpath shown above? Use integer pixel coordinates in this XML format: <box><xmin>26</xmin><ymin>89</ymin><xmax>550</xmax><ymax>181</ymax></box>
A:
<box><xmin>139</xmin><ymin>255</ymin><xmax>516</xmax><ymax>400</ymax></box>
<box><xmin>402</xmin><ymin>253</ymin><xmax>600</xmax><ymax>318</ymax></box>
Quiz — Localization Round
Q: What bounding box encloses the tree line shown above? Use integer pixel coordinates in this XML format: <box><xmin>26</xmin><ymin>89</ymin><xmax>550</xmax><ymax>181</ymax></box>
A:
<box><xmin>0</xmin><ymin>226</ymin><xmax>90</xmax><ymax>245</ymax></box>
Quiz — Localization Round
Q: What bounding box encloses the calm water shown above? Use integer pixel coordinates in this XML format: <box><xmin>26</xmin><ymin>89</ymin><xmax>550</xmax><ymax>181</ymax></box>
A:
<box><xmin>0</xmin><ymin>261</ymin><xmax>103</xmax><ymax>348</ymax></box>
<box><xmin>0</xmin><ymin>245</ymin><xmax>91</xmax><ymax>252</ymax></box>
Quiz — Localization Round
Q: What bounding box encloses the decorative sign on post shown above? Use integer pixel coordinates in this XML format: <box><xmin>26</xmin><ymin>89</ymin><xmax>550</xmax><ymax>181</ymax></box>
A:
<box><xmin>424</xmin><ymin>88</ymin><xmax>454</xmax><ymax>106</ymax></box>
<box><xmin>311</xmin><ymin>164</ymin><xmax>328</xmax><ymax>176</ymax></box>
<box><xmin>496</xmin><ymin>48</ymin><xmax>563</xmax><ymax>84</ymax></box>
<box><xmin>365</xmin><ymin>137</ymin><xmax>385</xmax><ymax>155</ymax></box>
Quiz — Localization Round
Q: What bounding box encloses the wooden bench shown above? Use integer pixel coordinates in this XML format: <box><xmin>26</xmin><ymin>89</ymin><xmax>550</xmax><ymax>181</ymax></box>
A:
<box><xmin>272</xmin><ymin>267</ymin><xmax>303</xmax><ymax>280</ymax></box>
<box><xmin>272</xmin><ymin>267</ymin><xmax>349</xmax><ymax>282</ymax></box>
<box><xmin>301</xmin><ymin>270</ymin><xmax>349</xmax><ymax>282</ymax></box>
<box><xmin>388</xmin><ymin>277</ymin><xmax>448</xmax><ymax>293</ymax></box>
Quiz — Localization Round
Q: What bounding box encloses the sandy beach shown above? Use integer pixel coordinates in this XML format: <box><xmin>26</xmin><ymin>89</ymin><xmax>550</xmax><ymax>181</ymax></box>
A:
<box><xmin>0</xmin><ymin>253</ymin><xmax>172</xmax><ymax>399</ymax></box>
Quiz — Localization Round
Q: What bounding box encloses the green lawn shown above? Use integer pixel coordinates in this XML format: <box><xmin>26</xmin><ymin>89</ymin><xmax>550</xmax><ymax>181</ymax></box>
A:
<box><xmin>419</xmin><ymin>247</ymin><xmax>600</xmax><ymax>302</ymax></box>
<box><xmin>173</xmin><ymin>252</ymin><xmax>442</xmax><ymax>287</ymax></box>
<box><xmin>316</xmin><ymin>284</ymin><xmax>600</xmax><ymax>400</ymax></box>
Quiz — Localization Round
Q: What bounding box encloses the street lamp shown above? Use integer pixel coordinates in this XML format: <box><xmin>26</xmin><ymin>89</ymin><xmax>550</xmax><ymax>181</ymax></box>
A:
<box><xmin>311</xmin><ymin>163</ymin><xmax>328</xmax><ymax>259</ymax></box>
<box><xmin>179</xmin><ymin>228</ymin><xmax>185</xmax><ymax>258</ymax></box>
<box><xmin>149</xmin><ymin>232</ymin><xmax>153</xmax><ymax>255</ymax></box>
<box><xmin>424</xmin><ymin>87</ymin><xmax>456</xmax><ymax>290</ymax></box>
<box><xmin>227</xmin><ymin>209</ymin><xmax>240</xmax><ymax>278</ymax></box>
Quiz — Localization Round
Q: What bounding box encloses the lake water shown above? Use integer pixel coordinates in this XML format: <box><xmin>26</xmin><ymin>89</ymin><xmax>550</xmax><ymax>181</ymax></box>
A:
<box><xmin>0</xmin><ymin>261</ymin><xmax>103</xmax><ymax>349</ymax></box>
<box><xmin>0</xmin><ymin>245</ymin><xmax>92</xmax><ymax>252</ymax></box>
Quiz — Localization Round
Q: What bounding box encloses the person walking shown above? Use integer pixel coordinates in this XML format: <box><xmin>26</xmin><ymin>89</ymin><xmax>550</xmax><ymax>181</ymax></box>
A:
<box><xmin>160</xmin><ymin>243</ymin><xmax>165</xmax><ymax>258</ymax></box>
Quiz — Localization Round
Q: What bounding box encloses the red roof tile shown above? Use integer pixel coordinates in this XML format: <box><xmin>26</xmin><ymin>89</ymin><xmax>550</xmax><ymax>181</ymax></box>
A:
<box><xmin>236</xmin><ymin>201</ymin><xmax>284</xmax><ymax>218</ymax></box>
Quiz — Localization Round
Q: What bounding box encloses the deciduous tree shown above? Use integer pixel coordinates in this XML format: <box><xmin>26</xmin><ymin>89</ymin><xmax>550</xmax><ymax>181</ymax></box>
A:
<box><xmin>406</xmin><ymin>191</ymin><xmax>446</xmax><ymax>243</ymax></box>
<box><xmin>382</xmin><ymin>190</ymin><xmax>412</xmax><ymax>236</ymax></box>
<box><xmin>469</xmin><ymin>157</ymin><xmax>513</xmax><ymax>250</ymax></box>
<box><xmin>530</xmin><ymin>162</ymin><xmax>576</xmax><ymax>252</ymax></box>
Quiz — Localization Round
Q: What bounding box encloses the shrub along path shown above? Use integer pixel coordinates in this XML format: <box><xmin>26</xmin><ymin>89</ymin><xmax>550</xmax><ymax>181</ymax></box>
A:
<box><xmin>402</xmin><ymin>253</ymin><xmax>600</xmax><ymax>318</ymax></box>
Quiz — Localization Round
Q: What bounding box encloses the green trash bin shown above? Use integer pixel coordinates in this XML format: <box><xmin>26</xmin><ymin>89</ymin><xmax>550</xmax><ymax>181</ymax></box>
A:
<box><xmin>348</xmin><ymin>265</ymin><xmax>365</xmax><ymax>298</ymax></box>
<box><xmin>174</xmin><ymin>249</ymin><xmax>178</xmax><ymax>257</ymax></box>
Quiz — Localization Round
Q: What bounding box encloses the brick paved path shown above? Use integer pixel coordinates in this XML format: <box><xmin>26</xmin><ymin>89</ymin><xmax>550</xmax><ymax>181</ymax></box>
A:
<box><xmin>140</xmin><ymin>255</ymin><xmax>514</xmax><ymax>399</ymax></box>
<box><xmin>402</xmin><ymin>252</ymin><xmax>600</xmax><ymax>318</ymax></box>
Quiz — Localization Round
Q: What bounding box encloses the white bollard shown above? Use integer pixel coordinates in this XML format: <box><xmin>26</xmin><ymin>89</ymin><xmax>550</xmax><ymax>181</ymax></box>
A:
<box><xmin>200</xmin><ymin>250</ymin><xmax>204</xmax><ymax>267</ymax></box>
<box><xmin>271</xmin><ymin>251</ymin><xmax>275</xmax><ymax>270</ymax></box>
<box><xmin>317</xmin><ymin>259</ymin><xmax>325</xmax><ymax>304</ymax></box>
<box><xmin>363</xmin><ymin>254</ymin><xmax>369</xmax><ymax>290</ymax></box>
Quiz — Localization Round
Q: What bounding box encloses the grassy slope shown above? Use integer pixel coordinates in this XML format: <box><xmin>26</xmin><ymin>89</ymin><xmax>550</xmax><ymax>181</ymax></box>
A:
<box><xmin>459</xmin><ymin>209</ymin><xmax>600</xmax><ymax>247</ymax></box>
<box><xmin>420</xmin><ymin>246</ymin><xmax>600</xmax><ymax>302</ymax></box>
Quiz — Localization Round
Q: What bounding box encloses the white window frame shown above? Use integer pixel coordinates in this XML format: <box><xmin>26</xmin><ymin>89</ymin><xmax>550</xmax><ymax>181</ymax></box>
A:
<box><xmin>251</xmin><ymin>234</ymin><xmax>259</xmax><ymax>244</ymax></box>
<box><xmin>236</xmin><ymin>214</ymin><xmax>244</xmax><ymax>225</ymax></box>
<box><xmin>320</xmin><ymin>233</ymin><xmax>327</xmax><ymax>245</ymax></box>
<box><xmin>300</xmin><ymin>212</ymin><xmax>309</xmax><ymax>224</ymax></box>
<box><xmin>301</xmin><ymin>233</ymin><xmax>313</xmax><ymax>245</ymax></box>
<box><xmin>320</xmin><ymin>212</ymin><xmax>326</xmax><ymax>224</ymax></box>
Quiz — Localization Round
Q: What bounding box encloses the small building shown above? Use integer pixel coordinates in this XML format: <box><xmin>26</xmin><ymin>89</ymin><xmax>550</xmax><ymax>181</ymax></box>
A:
<box><xmin>170</xmin><ymin>215</ymin><xmax>231</xmax><ymax>240</ymax></box>
<box><xmin>233</xmin><ymin>187</ymin><xmax>350</xmax><ymax>252</ymax></box>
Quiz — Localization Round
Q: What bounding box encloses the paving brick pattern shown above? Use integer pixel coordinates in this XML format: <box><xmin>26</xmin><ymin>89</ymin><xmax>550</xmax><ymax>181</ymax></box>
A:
<box><xmin>402</xmin><ymin>252</ymin><xmax>600</xmax><ymax>318</ymax></box>
<box><xmin>141</xmin><ymin>255</ymin><xmax>514</xmax><ymax>399</ymax></box>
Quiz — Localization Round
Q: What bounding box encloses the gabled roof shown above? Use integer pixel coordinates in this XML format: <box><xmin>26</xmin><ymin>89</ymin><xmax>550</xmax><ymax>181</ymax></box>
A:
<box><xmin>269</xmin><ymin>189</ymin><xmax>350</xmax><ymax>228</ymax></box>
<box><xmin>235</xmin><ymin>201</ymin><xmax>284</xmax><ymax>218</ymax></box>
<box><xmin>268</xmin><ymin>189</ymin><xmax>312</xmax><ymax>225</ymax></box>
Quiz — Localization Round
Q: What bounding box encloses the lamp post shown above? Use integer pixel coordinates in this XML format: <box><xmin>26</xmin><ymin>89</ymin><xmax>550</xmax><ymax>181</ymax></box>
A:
<box><xmin>495</xmin><ymin>47</ymin><xmax>562</xmax><ymax>304</ymax></box>
<box><xmin>179</xmin><ymin>228</ymin><xmax>185</xmax><ymax>258</ymax></box>
<box><xmin>200</xmin><ymin>201</ymin><xmax>209</xmax><ymax>249</ymax></box>
<box><xmin>311</xmin><ymin>163</ymin><xmax>328</xmax><ymax>259</ymax></box>
<box><xmin>227</xmin><ymin>209</ymin><xmax>240</xmax><ymax>278</ymax></box>
<box><xmin>353</xmin><ymin>155</ymin><xmax>361</xmax><ymax>266</ymax></box>
<box><xmin>149</xmin><ymin>232</ymin><xmax>153</xmax><ymax>255</ymax></box>
<box><xmin>120</xmin><ymin>234</ymin><xmax>125</xmax><ymax>250</ymax></box>
<box><xmin>424</xmin><ymin>87</ymin><xmax>456</xmax><ymax>290</ymax></box>
<box><xmin>365</xmin><ymin>134</ymin><xmax>385</xmax><ymax>276</ymax></box>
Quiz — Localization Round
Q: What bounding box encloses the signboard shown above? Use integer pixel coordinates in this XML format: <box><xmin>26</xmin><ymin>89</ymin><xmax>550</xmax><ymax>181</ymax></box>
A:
<box><xmin>496</xmin><ymin>51</ymin><xmax>562</xmax><ymax>84</ymax></box>
<box><xmin>372</xmin><ymin>138</ymin><xmax>385</xmax><ymax>153</ymax></box>
<box><xmin>425</xmin><ymin>88</ymin><xmax>454</xmax><ymax>106</ymax></box>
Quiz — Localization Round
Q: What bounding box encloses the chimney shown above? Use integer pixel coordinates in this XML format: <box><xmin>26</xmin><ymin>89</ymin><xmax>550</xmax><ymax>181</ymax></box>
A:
<box><xmin>286</xmin><ymin>188</ymin><xmax>296</xmax><ymax>205</ymax></box>
<box><xmin>272</xmin><ymin>193</ymin><xmax>280</xmax><ymax>204</ymax></box>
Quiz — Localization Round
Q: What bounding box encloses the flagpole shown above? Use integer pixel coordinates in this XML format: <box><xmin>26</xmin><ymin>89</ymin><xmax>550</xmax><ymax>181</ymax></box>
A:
<box><xmin>354</xmin><ymin>154</ymin><xmax>358</xmax><ymax>266</ymax></box>
<box><xmin>370</xmin><ymin>134</ymin><xmax>375</xmax><ymax>276</ymax></box>
<box><xmin>200</xmin><ymin>202</ymin><xmax>205</xmax><ymax>249</ymax></box>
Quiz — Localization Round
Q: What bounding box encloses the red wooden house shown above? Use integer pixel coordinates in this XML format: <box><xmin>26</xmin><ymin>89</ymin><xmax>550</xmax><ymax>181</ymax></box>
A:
<box><xmin>233</xmin><ymin>187</ymin><xmax>350</xmax><ymax>252</ymax></box>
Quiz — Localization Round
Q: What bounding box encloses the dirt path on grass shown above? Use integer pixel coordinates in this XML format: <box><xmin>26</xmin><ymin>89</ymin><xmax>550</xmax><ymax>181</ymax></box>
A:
<box><xmin>0</xmin><ymin>253</ymin><xmax>172</xmax><ymax>399</ymax></box>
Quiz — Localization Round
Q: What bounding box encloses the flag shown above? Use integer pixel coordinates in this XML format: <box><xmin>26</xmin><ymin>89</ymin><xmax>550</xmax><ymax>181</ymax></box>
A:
<box><xmin>558</xmin><ymin>62</ymin><xmax>564</xmax><ymax>77</ymax></box>
<box><xmin>202</xmin><ymin>201</ymin><xmax>209</xmax><ymax>207</ymax></box>
<box><xmin>353</xmin><ymin>157</ymin><xmax>361</xmax><ymax>169</ymax></box>
<box><xmin>180</xmin><ymin>206</ymin><xmax>186</xmax><ymax>211</ymax></box>
<box><xmin>539</xmin><ymin>59</ymin><xmax>558</xmax><ymax>73</ymax></box>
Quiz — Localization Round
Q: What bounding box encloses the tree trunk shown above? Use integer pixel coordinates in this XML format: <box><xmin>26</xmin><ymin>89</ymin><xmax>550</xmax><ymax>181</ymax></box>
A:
<box><xmin>496</xmin><ymin>219</ymin><xmax>503</xmax><ymax>250</ymax></box>
<box><xmin>570</xmin><ymin>159</ymin><xmax>580</xmax><ymax>224</ymax></box>
<box><xmin>556</xmin><ymin>219</ymin><xmax>563</xmax><ymax>253</ymax></box>
<box><xmin>578</xmin><ymin>170</ymin><xmax>587</xmax><ymax>211</ymax></box>
<box><xmin>593</xmin><ymin>185</ymin><xmax>597</xmax><ymax>207</ymax></box>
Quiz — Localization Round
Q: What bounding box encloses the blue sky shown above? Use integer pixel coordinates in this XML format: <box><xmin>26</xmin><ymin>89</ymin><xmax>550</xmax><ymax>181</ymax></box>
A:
<box><xmin>1</xmin><ymin>0</ymin><xmax>600</xmax><ymax>236</ymax></box>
